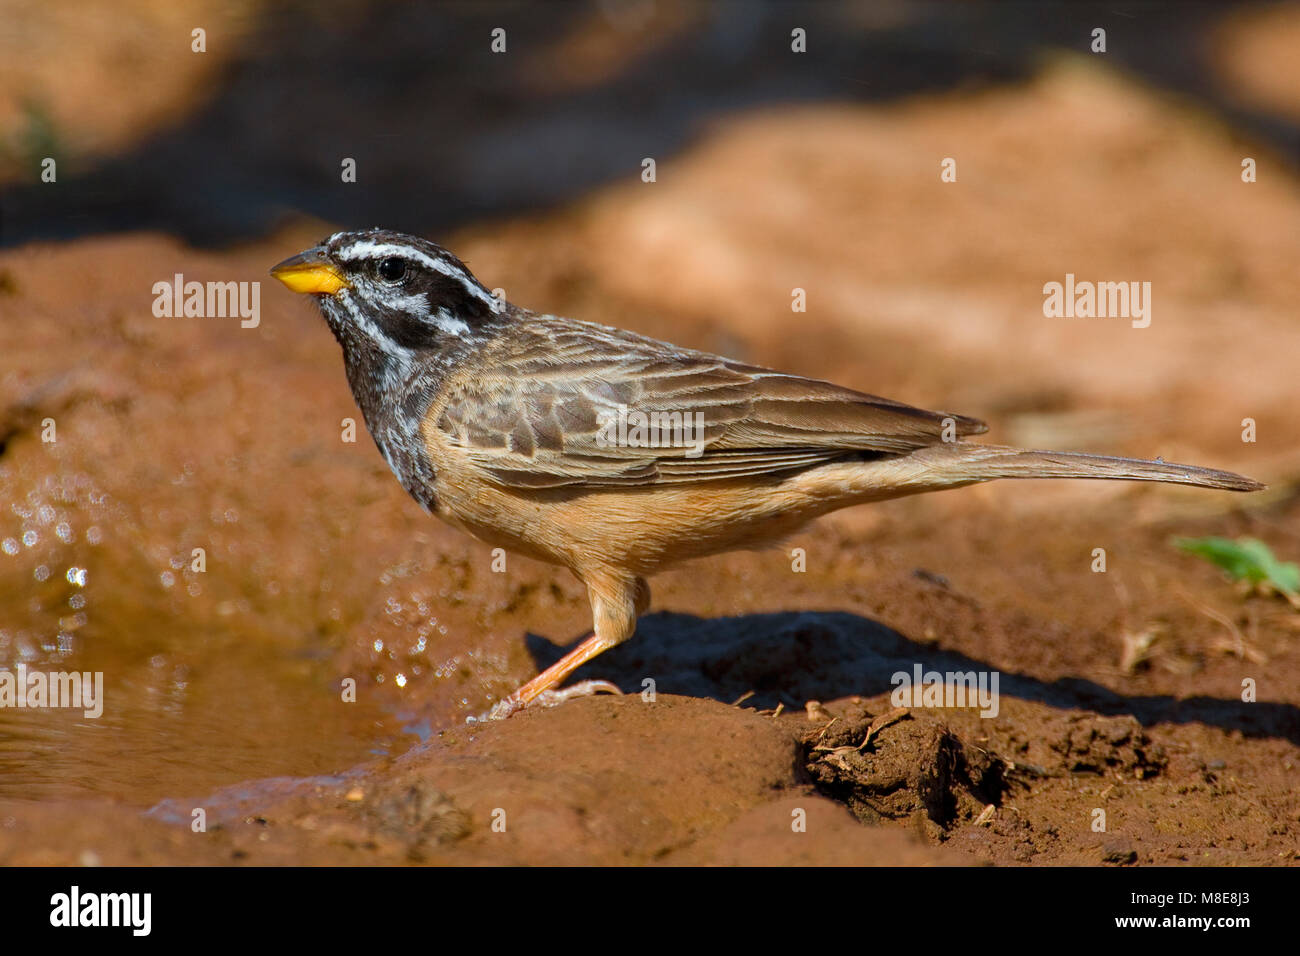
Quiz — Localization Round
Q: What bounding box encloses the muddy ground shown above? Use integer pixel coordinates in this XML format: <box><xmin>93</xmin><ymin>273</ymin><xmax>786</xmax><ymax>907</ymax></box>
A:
<box><xmin>1</xmin><ymin>2</ymin><xmax>1299</xmax><ymax>865</ymax></box>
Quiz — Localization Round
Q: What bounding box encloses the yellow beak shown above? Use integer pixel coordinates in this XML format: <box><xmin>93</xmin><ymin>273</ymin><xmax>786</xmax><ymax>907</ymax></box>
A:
<box><xmin>269</xmin><ymin>249</ymin><xmax>349</xmax><ymax>295</ymax></box>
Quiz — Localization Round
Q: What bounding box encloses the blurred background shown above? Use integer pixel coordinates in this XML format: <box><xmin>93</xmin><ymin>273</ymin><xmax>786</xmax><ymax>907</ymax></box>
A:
<box><xmin>0</xmin><ymin>1</ymin><xmax>1298</xmax><ymax>861</ymax></box>
<box><xmin>1</xmin><ymin>1</ymin><xmax>1298</xmax><ymax>244</ymax></box>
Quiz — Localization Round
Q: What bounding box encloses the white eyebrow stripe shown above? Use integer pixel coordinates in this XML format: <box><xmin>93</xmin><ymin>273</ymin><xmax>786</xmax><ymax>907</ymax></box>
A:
<box><xmin>336</xmin><ymin>240</ymin><xmax>500</xmax><ymax>311</ymax></box>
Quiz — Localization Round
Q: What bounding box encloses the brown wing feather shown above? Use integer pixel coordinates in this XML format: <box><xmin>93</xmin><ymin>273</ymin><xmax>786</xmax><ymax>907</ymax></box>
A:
<box><xmin>435</xmin><ymin>315</ymin><xmax>986</xmax><ymax>489</ymax></box>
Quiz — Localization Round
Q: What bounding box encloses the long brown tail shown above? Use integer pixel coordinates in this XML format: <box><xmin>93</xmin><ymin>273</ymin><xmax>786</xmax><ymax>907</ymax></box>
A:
<box><xmin>924</xmin><ymin>443</ymin><xmax>1264</xmax><ymax>492</ymax></box>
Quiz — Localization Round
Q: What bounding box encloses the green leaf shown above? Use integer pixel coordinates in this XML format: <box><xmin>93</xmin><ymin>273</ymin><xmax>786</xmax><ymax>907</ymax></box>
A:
<box><xmin>1174</xmin><ymin>536</ymin><xmax>1300</xmax><ymax>597</ymax></box>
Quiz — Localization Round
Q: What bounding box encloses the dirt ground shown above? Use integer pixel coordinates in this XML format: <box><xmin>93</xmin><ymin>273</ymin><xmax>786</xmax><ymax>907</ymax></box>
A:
<box><xmin>1</xmin><ymin>3</ymin><xmax>1299</xmax><ymax>865</ymax></box>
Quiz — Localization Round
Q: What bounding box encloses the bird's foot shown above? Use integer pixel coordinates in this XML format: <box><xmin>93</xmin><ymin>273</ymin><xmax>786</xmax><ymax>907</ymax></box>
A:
<box><xmin>476</xmin><ymin>679</ymin><xmax>623</xmax><ymax>722</ymax></box>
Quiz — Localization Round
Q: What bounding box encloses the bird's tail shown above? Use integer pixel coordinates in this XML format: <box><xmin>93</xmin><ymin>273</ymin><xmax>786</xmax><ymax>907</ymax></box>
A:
<box><xmin>910</xmin><ymin>443</ymin><xmax>1263</xmax><ymax>492</ymax></box>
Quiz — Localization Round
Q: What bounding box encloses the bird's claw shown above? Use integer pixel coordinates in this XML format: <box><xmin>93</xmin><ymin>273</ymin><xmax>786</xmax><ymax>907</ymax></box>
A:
<box><xmin>535</xmin><ymin>679</ymin><xmax>623</xmax><ymax>706</ymax></box>
<box><xmin>476</xmin><ymin>679</ymin><xmax>623</xmax><ymax>722</ymax></box>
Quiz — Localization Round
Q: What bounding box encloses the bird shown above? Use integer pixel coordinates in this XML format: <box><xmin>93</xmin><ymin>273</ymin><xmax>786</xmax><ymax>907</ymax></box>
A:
<box><xmin>271</xmin><ymin>228</ymin><xmax>1263</xmax><ymax>719</ymax></box>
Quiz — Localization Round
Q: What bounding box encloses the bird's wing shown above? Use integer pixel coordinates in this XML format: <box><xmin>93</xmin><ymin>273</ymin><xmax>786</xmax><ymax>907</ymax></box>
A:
<box><xmin>435</xmin><ymin>316</ymin><xmax>987</xmax><ymax>489</ymax></box>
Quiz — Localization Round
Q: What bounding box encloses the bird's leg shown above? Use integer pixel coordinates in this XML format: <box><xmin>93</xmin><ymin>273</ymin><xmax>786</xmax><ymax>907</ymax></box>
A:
<box><xmin>484</xmin><ymin>573</ymin><xmax>645</xmax><ymax>720</ymax></box>
<box><xmin>489</xmin><ymin>632</ymin><xmax>620</xmax><ymax>718</ymax></box>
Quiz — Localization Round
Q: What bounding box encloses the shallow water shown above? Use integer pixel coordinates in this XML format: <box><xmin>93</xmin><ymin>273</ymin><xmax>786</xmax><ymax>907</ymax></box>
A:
<box><xmin>0</xmin><ymin>470</ymin><xmax>411</xmax><ymax>806</ymax></box>
<box><xmin>0</xmin><ymin>642</ymin><xmax>407</xmax><ymax>806</ymax></box>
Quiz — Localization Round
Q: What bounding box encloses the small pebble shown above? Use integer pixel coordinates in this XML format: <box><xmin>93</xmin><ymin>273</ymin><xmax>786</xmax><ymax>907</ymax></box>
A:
<box><xmin>1101</xmin><ymin>837</ymin><xmax>1136</xmax><ymax>865</ymax></box>
<box><xmin>805</xmin><ymin>700</ymin><xmax>832</xmax><ymax>722</ymax></box>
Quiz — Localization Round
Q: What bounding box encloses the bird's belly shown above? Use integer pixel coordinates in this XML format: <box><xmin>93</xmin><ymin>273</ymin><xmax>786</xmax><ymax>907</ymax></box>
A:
<box><xmin>432</xmin><ymin>465</ymin><xmax>866</xmax><ymax>577</ymax></box>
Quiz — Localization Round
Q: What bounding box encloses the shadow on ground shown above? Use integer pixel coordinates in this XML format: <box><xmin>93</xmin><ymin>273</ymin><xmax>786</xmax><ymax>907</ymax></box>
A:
<box><xmin>532</xmin><ymin>609</ymin><xmax>1300</xmax><ymax>745</ymax></box>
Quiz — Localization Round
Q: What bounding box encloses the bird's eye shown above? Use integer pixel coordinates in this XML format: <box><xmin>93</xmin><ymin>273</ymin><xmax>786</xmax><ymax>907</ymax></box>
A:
<box><xmin>376</xmin><ymin>257</ymin><xmax>407</xmax><ymax>282</ymax></box>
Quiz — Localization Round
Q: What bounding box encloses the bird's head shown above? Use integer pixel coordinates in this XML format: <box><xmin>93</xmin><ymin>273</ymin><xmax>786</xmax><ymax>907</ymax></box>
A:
<box><xmin>270</xmin><ymin>229</ymin><xmax>504</xmax><ymax>357</ymax></box>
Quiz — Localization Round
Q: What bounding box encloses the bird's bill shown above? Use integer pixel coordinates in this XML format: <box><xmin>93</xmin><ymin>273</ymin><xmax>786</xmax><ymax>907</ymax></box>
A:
<box><xmin>269</xmin><ymin>249</ymin><xmax>349</xmax><ymax>295</ymax></box>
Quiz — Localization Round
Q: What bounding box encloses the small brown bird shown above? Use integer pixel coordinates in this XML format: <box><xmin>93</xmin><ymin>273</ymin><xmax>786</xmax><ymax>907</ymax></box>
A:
<box><xmin>272</xmin><ymin>229</ymin><xmax>1262</xmax><ymax>718</ymax></box>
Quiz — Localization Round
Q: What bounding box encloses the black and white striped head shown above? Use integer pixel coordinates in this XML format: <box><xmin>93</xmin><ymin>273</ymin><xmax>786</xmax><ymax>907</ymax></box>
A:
<box><xmin>271</xmin><ymin>228</ymin><xmax>505</xmax><ymax>365</ymax></box>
